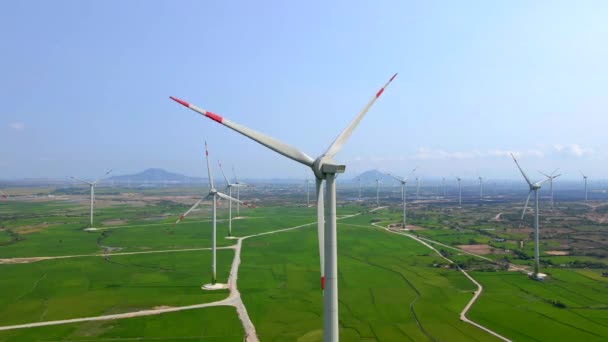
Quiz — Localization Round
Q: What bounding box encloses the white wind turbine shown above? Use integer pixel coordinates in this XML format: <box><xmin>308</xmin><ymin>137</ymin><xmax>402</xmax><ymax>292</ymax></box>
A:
<box><xmin>415</xmin><ymin>176</ymin><xmax>421</xmax><ymax>200</ymax></box>
<box><xmin>170</xmin><ymin>73</ymin><xmax>397</xmax><ymax>341</ymax></box>
<box><xmin>375</xmin><ymin>178</ymin><xmax>381</xmax><ymax>207</ymax></box>
<box><xmin>232</xmin><ymin>167</ymin><xmax>247</xmax><ymax>216</ymax></box>
<box><xmin>306</xmin><ymin>179</ymin><xmax>311</xmax><ymax>206</ymax></box>
<box><xmin>511</xmin><ymin>153</ymin><xmax>550</xmax><ymax>280</ymax></box>
<box><xmin>456</xmin><ymin>177</ymin><xmax>462</xmax><ymax>207</ymax></box>
<box><xmin>70</xmin><ymin>169</ymin><xmax>112</xmax><ymax>228</ymax></box>
<box><xmin>357</xmin><ymin>177</ymin><xmax>362</xmax><ymax>201</ymax></box>
<box><xmin>218</xmin><ymin>161</ymin><xmax>239</xmax><ymax>238</ymax></box>
<box><xmin>387</xmin><ymin>167</ymin><xmax>417</xmax><ymax>229</ymax></box>
<box><xmin>538</xmin><ymin>169</ymin><xmax>561</xmax><ymax>209</ymax></box>
<box><xmin>580</xmin><ymin>170</ymin><xmax>588</xmax><ymax>201</ymax></box>
<box><xmin>176</xmin><ymin>143</ymin><xmax>245</xmax><ymax>288</ymax></box>
<box><xmin>478</xmin><ymin>176</ymin><xmax>484</xmax><ymax>201</ymax></box>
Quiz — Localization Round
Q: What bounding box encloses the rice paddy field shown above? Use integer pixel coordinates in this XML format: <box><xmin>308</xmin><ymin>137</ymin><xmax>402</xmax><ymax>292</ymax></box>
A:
<box><xmin>0</xmin><ymin>187</ymin><xmax>607</xmax><ymax>341</ymax></box>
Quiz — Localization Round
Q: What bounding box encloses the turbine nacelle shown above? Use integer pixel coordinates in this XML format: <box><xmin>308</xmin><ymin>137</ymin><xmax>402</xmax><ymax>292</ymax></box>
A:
<box><xmin>312</xmin><ymin>156</ymin><xmax>345</xmax><ymax>180</ymax></box>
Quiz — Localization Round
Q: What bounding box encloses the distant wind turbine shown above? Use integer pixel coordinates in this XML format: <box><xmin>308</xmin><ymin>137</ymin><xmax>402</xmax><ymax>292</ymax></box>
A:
<box><xmin>375</xmin><ymin>178</ymin><xmax>381</xmax><ymax>207</ymax></box>
<box><xmin>478</xmin><ymin>176</ymin><xmax>484</xmax><ymax>201</ymax></box>
<box><xmin>580</xmin><ymin>170</ymin><xmax>588</xmax><ymax>201</ymax></box>
<box><xmin>512</xmin><ymin>154</ymin><xmax>550</xmax><ymax>280</ymax></box>
<box><xmin>218</xmin><ymin>161</ymin><xmax>238</xmax><ymax>238</ymax></box>
<box><xmin>232</xmin><ymin>167</ymin><xmax>247</xmax><ymax>215</ymax></box>
<box><xmin>357</xmin><ymin>177</ymin><xmax>362</xmax><ymax>201</ymax></box>
<box><xmin>170</xmin><ymin>72</ymin><xmax>397</xmax><ymax>341</ymax></box>
<box><xmin>70</xmin><ymin>169</ymin><xmax>112</xmax><ymax>227</ymax></box>
<box><xmin>456</xmin><ymin>177</ymin><xmax>462</xmax><ymax>207</ymax></box>
<box><xmin>538</xmin><ymin>169</ymin><xmax>561</xmax><ymax>209</ymax></box>
<box><xmin>387</xmin><ymin>167</ymin><xmax>416</xmax><ymax>229</ymax></box>
<box><xmin>415</xmin><ymin>176</ymin><xmax>421</xmax><ymax>200</ymax></box>
<box><xmin>176</xmin><ymin>143</ymin><xmax>245</xmax><ymax>287</ymax></box>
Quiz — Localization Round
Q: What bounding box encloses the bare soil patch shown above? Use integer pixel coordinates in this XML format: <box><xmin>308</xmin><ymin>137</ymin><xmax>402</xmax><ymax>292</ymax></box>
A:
<box><xmin>15</xmin><ymin>223</ymin><xmax>49</xmax><ymax>234</ymax></box>
<box><xmin>102</xmin><ymin>219</ymin><xmax>128</xmax><ymax>226</ymax></box>
<box><xmin>546</xmin><ymin>250</ymin><xmax>570</xmax><ymax>256</ymax></box>
<box><xmin>457</xmin><ymin>244</ymin><xmax>493</xmax><ymax>255</ymax></box>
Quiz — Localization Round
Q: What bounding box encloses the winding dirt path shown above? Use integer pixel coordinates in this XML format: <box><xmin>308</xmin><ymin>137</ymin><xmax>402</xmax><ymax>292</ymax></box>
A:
<box><xmin>371</xmin><ymin>222</ymin><xmax>512</xmax><ymax>342</ymax></box>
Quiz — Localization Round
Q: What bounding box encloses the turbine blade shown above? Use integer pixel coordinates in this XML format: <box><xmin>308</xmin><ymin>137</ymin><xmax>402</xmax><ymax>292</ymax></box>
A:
<box><xmin>170</xmin><ymin>97</ymin><xmax>315</xmax><ymax>167</ymax></box>
<box><xmin>511</xmin><ymin>153</ymin><xmax>533</xmax><ymax>187</ymax></box>
<box><xmin>553</xmin><ymin>174</ymin><xmax>562</xmax><ymax>179</ymax></box>
<box><xmin>323</xmin><ymin>73</ymin><xmax>397</xmax><ymax>158</ymax></box>
<box><xmin>70</xmin><ymin>176</ymin><xmax>93</xmax><ymax>186</ymax></box>
<box><xmin>538</xmin><ymin>170</ymin><xmax>551</xmax><ymax>178</ymax></box>
<box><xmin>315</xmin><ymin>178</ymin><xmax>325</xmax><ymax>290</ymax></box>
<box><xmin>536</xmin><ymin>178</ymin><xmax>551</xmax><ymax>187</ymax></box>
<box><xmin>205</xmin><ymin>142</ymin><xmax>214</xmax><ymax>190</ymax></box>
<box><xmin>218</xmin><ymin>161</ymin><xmax>231</xmax><ymax>186</ymax></box>
<box><xmin>387</xmin><ymin>173</ymin><xmax>404</xmax><ymax>182</ymax></box>
<box><xmin>405</xmin><ymin>167</ymin><xmax>417</xmax><ymax>182</ymax></box>
<box><xmin>551</xmin><ymin>168</ymin><xmax>559</xmax><ymax>176</ymax></box>
<box><xmin>521</xmin><ymin>190</ymin><xmax>532</xmax><ymax>220</ymax></box>
<box><xmin>92</xmin><ymin>169</ymin><xmax>113</xmax><ymax>185</ymax></box>
<box><xmin>215</xmin><ymin>191</ymin><xmax>243</xmax><ymax>204</ymax></box>
<box><xmin>175</xmin><ymin>199</ymin><xmax>203</xmax><ymax>224</ymax></box>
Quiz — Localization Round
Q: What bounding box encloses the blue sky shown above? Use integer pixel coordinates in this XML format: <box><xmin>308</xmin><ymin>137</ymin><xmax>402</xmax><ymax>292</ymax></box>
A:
<box><xmin>1</xmin><ymin>0</ymin><xmax>607</xmax><ymax>181</ymax></box>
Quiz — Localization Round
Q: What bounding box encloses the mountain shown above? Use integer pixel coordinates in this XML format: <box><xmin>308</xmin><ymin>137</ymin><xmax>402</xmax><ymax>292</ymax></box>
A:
<box><xmin>351</xmin><ymin>169</ymin><xmax>394</xmax><ymax>184</ymax></box>
<box><xmin>108</xmin><ymin>168</ymin><xmax>204</xmax><ymax>183</ymax></box>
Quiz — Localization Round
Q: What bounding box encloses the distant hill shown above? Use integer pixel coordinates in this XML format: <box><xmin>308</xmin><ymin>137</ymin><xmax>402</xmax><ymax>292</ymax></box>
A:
<box><xmin>351</xmin><ymin>169</ymin><xmax>394</xmax><ymax>184</ymax></box>
<box><xmin>108</xmin><ymin>168</ymin><xmax>204</xmax><ymax>184</ymax></box>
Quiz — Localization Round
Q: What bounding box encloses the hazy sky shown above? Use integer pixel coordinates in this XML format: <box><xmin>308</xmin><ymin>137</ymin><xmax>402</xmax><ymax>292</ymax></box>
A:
<box><xmin>1</xmin><ymin>1</ymin><xmax>607</xmax><ymax>181</ymax></box>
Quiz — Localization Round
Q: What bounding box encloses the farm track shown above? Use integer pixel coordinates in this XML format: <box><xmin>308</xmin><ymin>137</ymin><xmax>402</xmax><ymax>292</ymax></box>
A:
<box><xmin>0</xmin><ymin>214</ymin><xmax>360</xmax><ymax>342</ymax></box>
<box><xmin>370</xmin><ymin>222</ymin><xmax>512</xmax><ymax>342</ymax></box>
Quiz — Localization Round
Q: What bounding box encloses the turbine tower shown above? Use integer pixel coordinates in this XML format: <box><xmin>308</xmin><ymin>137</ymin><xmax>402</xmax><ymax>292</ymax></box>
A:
<box><xmin>233</xmin><ymin>167</ymin><xmax>247</xmax><ymax>215</ymax></box>
<box><xmin>306</xmin><ymin>179</ymin><xmax>311</xmax><ymax>206</ymax></box>
<box><xmin>415</xmin><ymin>176</ymin><xmax>421</xmax><ymax>200</ymax></box>
<box><xmin>478</xmin><ymin>176</ymin><xmax>483</xmax><ymax>201</ymax></box>
<box><xmin>176</xmin><ymin>143</ymin><xmax>245</xmax><ymax>287</ymax></box>
<box><xmin>512</xmin><ymin>154</ymin><xmax>549</xmax><ymax>280</ymax></box>
<box><xmin>70</xmin><ymin>169</ymin><xmax>112</xmax><ymax>228</ymax></box>
<box><xmin>357</xmin><ymin>177</ymin><xmax>362</xmax><ymax>201</ymax></box>
<box><xmin>375</xmin><ymin>178</ymin><xmax>381</xmax><ymax>207</ymax></box>
<box><xmin>218</xmin><ymin>161</ymin><xmax>238</xmax><ymax>237</ymax></box>
<box><xmin>580</xmin><ymin>170</ymin><xmax>588</xmax><ymax>201</ymax></box>
<box><xmin>387</xmin><ymin>167</ymin><xmax>416</xmax><ymax>229</ymax></box>
<box><xmin>456</xmin><ymin>177</ymin><xmax>462</xmax><ymax>207</ymax></box>
<box><xmin>538</xmin><ymin>169</ymin><xmax>561</xmax><ymax>209</ymax></box>
<box><xmin>170</xmin><ymin>72</ymin><xmax>397</xmax><ymax>341</ymax></box>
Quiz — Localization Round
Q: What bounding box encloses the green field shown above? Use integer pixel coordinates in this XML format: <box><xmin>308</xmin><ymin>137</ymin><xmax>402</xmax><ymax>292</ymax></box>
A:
<box><xmin>1</xmin><ymin>193</ymin><xmax>607</xmax><ymax>341</ymax></box>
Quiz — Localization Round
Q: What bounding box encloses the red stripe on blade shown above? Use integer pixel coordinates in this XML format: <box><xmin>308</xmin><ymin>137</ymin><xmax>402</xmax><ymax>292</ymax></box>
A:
<box><xmin>169</xmin><ymin>96</ymin><xmax>190</xmax><ymax>107</ymax></box>
<box><xmin>376</xmin><ymin>88</ymin><xmax>385</xmax><ymax>98</ymax></box>
<box><xmin>389</xmin><ymin>73</ymin><xmax>398</xmax><ymax>82</ymax></box>
<box><xmin>205</xmin><ymin>111</ymin><xmax>223</xmax><ymax>123</ymax></box>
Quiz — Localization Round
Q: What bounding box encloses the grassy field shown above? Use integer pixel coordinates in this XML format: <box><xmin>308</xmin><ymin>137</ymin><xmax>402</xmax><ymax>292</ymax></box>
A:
<box><xmin>0</xmin><ymin>307</ymin><xmax>243</xmax><ymax>342</ymax></box>
<box><xmin>0</xmin><ymin>250</ymin><xmax>232</xmax><ymax>326</ymax></box>
<box><xmin>1</xmin><ymin>191</ymin><xmax>607</xmax><ymax>341</ymax></box>
<box><xmin>239</xmin><ymin>212</ymin><xmax>496</xmax><ymax>341</ymax></box>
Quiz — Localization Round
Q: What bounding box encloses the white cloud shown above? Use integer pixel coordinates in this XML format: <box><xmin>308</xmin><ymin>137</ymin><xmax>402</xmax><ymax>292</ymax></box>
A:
<box><xmin>9</xmin><ymin>122</ymin><xmax>25</xmax><ymax>131</ymax></box>
<box><xmin>553</xmin><ymin>143</ymin><xmax>593</xmax><ymax>157</ymax></box>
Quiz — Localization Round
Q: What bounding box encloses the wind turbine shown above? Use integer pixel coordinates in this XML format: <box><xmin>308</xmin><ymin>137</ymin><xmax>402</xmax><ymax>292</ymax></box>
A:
<box><xmin>456</xmin><ymin>177</ymin><xmax>462</xmax><ymax>207</ymax></box>
<box><xmin>387</xmin><ymin>167</ymin><xmax>416</xmax><ymax>229</ymax></box>
<box><xmin>232</xmin><ymin>167</ymin><xmax>247</xmax><ymax>216</ymax></box>
<box><xmin>478</xmin><ymin>176</ymin><xmax>484</xmax><ymax>201</ymax></box>
<box><xmin>415</xmin><ymin>176</ymin><xmax>421</xmax><ymax>200</ymax></box>
<box><xmin>170</xmin><ymin>72</ymin><xmax>397</xmax><ymax>341</ymax></box>
<box><xmin>538</xmin><ymin>169</ymin><xmax>561</xmax><ymax>209</ymax></box>
<box><xmin>580</xmin><ymin>170</ymin><xmax>588</xmax><ymax>201</ymax></box>
<box><xmin>218</xmin><ymin>161</ymin><xmax>238</xmax><ymax>238</ymax></box>
<box><xmin>375</xmin><ymin>178</ymin><xmax>381</xmax><ymax>207</ymax></box>
<box><xmin>70</xmin><ymin>169</ymin><xmax>112</xmax><ymax>228</ymax></box>
<box><xmin>511</xmin><ymin>153</ymin><xmax>550</xmax><ymax>280</ymax></box>
<box><xmin>306</xmin><ymin>179</ymin><xmax>311</xmax><ymax>206</ymax></box>
<box><xmin>357</xmin><ymin>177</ymin><xmax>362</xmax><ymax>201</ymax></box>
<box><xmin>176</xmin><ymin>143</ymin><xmax>245</xmax><ymax>287</ymax></box>
<box><xmin>442</xmin><ymin>177</ymin><xmax>446</xmax><ymax>197</ymax></box>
